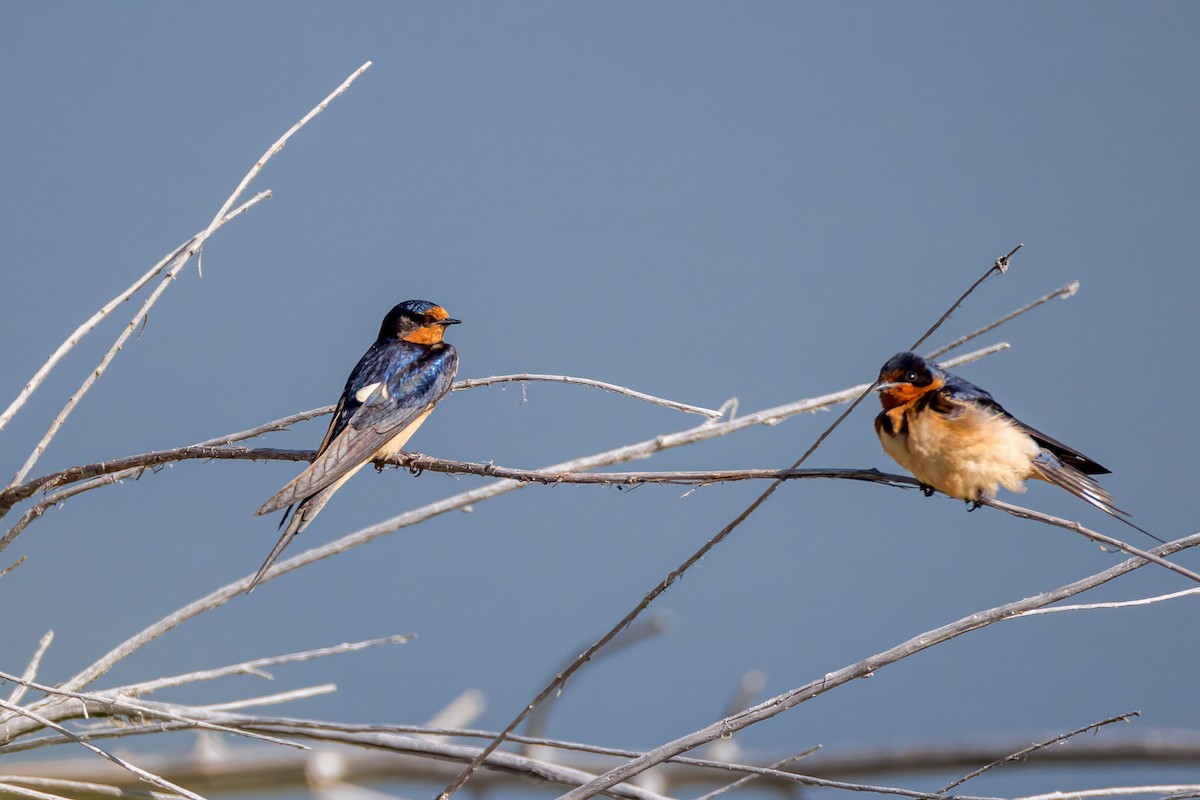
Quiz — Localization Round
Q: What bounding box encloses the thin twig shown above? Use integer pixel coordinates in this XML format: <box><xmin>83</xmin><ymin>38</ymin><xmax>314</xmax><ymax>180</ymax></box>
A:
<box><xmin>692</xmin><ymin>748</ymin><xmax>820</xmax><ymax>800</ymax></box>
<box><xmin>6</xmin><ymin>194</ymin><xmax>268</xmax><ymax>488</ymax></box>
<box><xmin>0</xmin><ymin>372</ymin><xmax>724</xmax><ymax>513</ymax></box>
<box><xmin>196</xmin><ymin>685</ymin><xmax>337</xmax><ymax>712</ymax></box>
<box><xmin>939</xmin><ymin>711</ymin><xmax>1140</xmax><ymax>792</ymax></box>
<box><xmin>0</xmin><ymin>781</ymin><xmax>75</xmax><ymax>800</ymax></box>
<box><xmin>925</xmin><ymin>279</ymin><xmax>1077</xmax><ymax>359</ymax></box>
<box><xmin>910</xmin><ymin>243</ymin><xmax>1021</xmax><ymax>353</ymax></box>
<box><xmin>1015</xmin><ymin>786</ymin><xmax>1200</xmax><ymax>800</ymax></box>
<box><xmin>3</xmin><ymin>631</ymin><xmax>53</xmax><ymax>710</ymax></box>
<box><xmin>437</xmin><ymin>248</ymin><xmax>1019</xmax><ymax>799</ymax></box>
<box><xmin>452</xmin><ymin>374</ymin><xmax>723</xmax><ymax>419</ymax></box>
<box><xmin>0</xmin><ymin>697</ymin><xmax>207</xmax><ymax>800</ymax></box>
<box><xmin>0</xmin><ymin>776</ymin><xmax>177</xmax><ymax>800</ymax></box>
<box><xmin>8</xmin><ymin>59</ymin><xmax>373</xmax><ymax>488</ymax></box>
<box><xmin>0</xmin><ymin>670</ymin><xmax>304</xmax><ymax>751</ymax></box>
<box><xmin>8</xmin><ymin>712</ymin><xmax>1200</xmax><ymax>796</ymax></box>
<box><xmin>981</xmin><ymin>497</ymin><xmax>1200</xmax><ymax>585</ymax></box>
<box><xmin>0</xmin><ymin>471</ymin><xmax>138</xmax><ymax>557</ymax></box>
<box><xmin>554</xmin><ymin>533</ymin><xmax>1200</xmax><ymax>800</ymax></box>
<box><xmin>1016</xmin><ymin>587</ymin><xmax>1200</xmax><ymax>616</ymax></box>
<box><xmin>106</xmin><ymin>635</ymin><xmax>411</xmax><ymax>697</ymax></box>
<box><xmin>4</xmin><ymin>708</ymin><xmax>989</xmax><ymax>800</ymax></box>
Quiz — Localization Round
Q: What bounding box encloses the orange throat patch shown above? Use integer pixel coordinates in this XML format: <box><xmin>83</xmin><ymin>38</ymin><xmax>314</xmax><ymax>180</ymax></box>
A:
<box><xmin>402</xmin><ymin>326</ymin><xmax>447</xmax><ymax>345</ymax></box>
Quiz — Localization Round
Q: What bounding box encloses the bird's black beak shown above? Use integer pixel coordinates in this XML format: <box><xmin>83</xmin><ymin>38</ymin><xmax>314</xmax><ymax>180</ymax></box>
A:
<box><xmin>437</xmin><ymin>318</ymin><xmax>462</xmax><ymax>326</ymax></box>
<box><xmin>874</xmin><ymin>381</ymin><xmax>901</xmax><ymax>392</ymax></box>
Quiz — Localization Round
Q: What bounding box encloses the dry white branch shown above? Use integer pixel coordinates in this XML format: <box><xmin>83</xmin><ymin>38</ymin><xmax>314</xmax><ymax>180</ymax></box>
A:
<box><xmin>554</xmin><ymin>534</ymin><xmax>1200</xmax><ymax>799</ymax></box>
<box><xmin>0</xmin><ymin>372</ymin><xmax>721</xmax><ymax>519</ymax></box>
<box><xmin>1016</xmin><ymin>588</ymin><xmax>1200</xmax><ymax>616</ymax></box>
<box><xmin>0</xmin><ymin>670</ymin><xmax>304</xmax><ymax>750</ymax></box>
<box><xmin>1015</xmin><ymin>787</ymin><xmax>1200</xmax><ymax>800</ymax></box>
<box><xmin>1</xmin><ymin>471</ymin><xmax>138</xmax><ymax>555</ymax></box>
<box><xmin>6</xmin><ymin>194</ymin><xmax>268</xmax><ymax>489</ymax></box>
<box><xmin>106</xmin><ymin>635</ymin><xmax>411</xmax><ymax>696</ymax></box>
<box><xmin>4</xmin><ymin>631</ymin><xmax>53</xmax><ymax>711</ymax></box>
<box><xmin>444</xmin><ymin>247</ymin><xmax>1025</xmax><ymax>799</ymax></box>
<box><xmin>0</xmin><ymin>200</ymin><xmax>260</xmax><ymax>437</ymax></box>
<box><xmin>938</xmin><ymin>711</ymin><xmax>1140</xmax><ymax>792</ymax></box>
<box><xmin>0</xmin><ymin>780</ymin><xmax>76</xmax><ymax>800</ymax></box>
<box><xmin>0</xmin><ymin>776</ymin><xmax>177</xmax><ymax>800</ymax></box>
<box><xmin>452</xmin><ymin>374</ymin><xmax>723</xmax><ymax>419</ymax></box>
<box><xmin>9</xmin><ymin>709</ymin><xmax>1200</xmax><ymax>799</ymax></box>
<box><xmin>7</xmin><ymin>59</ymin><xmax>373</xmax><ymax>488</ymax></box>
<box><xmin>198</xmin><ymin>686</ymin><xmax>337</xmax><ymax>712</ymax></box>
<box><xmin>0</xmin><ymin>697</ymin><xmax>205</xmax><ymax>800</ymax></box>
<box><xmin>925</xmin><ymin>280</ymin><xmax>1078</xmax><ymax>360</ymax></box>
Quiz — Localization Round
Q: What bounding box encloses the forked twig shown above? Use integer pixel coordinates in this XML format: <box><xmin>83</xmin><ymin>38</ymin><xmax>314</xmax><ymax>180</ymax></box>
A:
<box><xmin>7</xmin><ymin>60</ymin><xmax>373</xmax><ymax>488</ymax></box>
<box><xmin>938</xmin><ymin>711</ymin><xmax>1140</xmax><ymax>792</ymax></box>
<box><xmin>453</xmin><ymin>374</ymin><xmax>723</xmax><ymax>418</ymax></box>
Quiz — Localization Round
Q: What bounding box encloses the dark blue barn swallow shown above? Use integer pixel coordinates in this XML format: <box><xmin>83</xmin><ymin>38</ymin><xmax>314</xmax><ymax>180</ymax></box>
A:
<box><xmin>873</xmin><ymin>352</ymin><xmax>1149</xmax><ymax>530</ymax></box>
<box><xmin>250</xmin><ymin>300</ymin><xmax>460</xmax><ymax>590</ymax></box>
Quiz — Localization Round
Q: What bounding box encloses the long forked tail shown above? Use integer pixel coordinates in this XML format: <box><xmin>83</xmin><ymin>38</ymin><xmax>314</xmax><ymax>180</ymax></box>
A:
<box><xmin>247</xmin><ymin>486</ymin><xmax>338</xmax><ymax>592</ymax></box>
<box><xmin>1031</xmin><ymin>451</ymin><xmax>1166</xmax><ymax>545</ymax></box>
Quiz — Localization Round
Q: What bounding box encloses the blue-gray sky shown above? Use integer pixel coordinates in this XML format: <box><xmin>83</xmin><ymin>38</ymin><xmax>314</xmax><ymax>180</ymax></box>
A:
<box><xmin>2</xmin><ymin>3</ymin><xmax>1197</xmax><ymax>796</ymax></box>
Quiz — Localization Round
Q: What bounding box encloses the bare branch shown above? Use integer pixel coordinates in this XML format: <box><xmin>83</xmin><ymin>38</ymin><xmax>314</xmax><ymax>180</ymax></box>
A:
<box><xmin>0</xmin><ymin>199</ymin><xmax>261</xmax><ymax>437</ymax></box>
<box><xmin>0</xmin><ymin>670</ymin><xmax>305</xmax><ymax>750</ymax></box>
<box><xmin>106</xmin><ymin>635</ymin><xmax>411</xmax><ymax>697</ymax></box>
<box><xmin>910</xmin><ymin>243</ymin><xmax>1021</xmax><ymax>353</ymax></box>
<box><xmin>4</xmin><ymin>631</ymin><xmax>54</xmax><ymax>710</ymax></box>
<box><xmin>440</xmin><ymin>245</ymin><xmax>1025</xmax><ymax>799</ymax></box>
<box><xmin>7</xmin><ymin>58</ymin><xmax>373</xmax><ymax>487</ymax></box>
<box><xmin>0</xmin><ymin>372</ymin><xmax>728</xmax><ymax>515</ymax></box>
<box><xmin>1017</xmin><ymin>588</ymin><xmax>1200</xmax><ymax>616</ymax></box>
<box><xmin>197</xmin><ymin>686</ymin><xmax>337</xmax><ymax>712</ymax></box>
<box><xmin>0</xmin><ymin>697</ymin><xmax>206</xmax><ymax>800</ymax></box>
<box><xmin>452</xmin><ymin>374</ymin><xmax>723</xmax><ymax>419</ymax></box>
<box><xmin>6</xmin><ymin>194</ymin><xmax>268</xmax><ymax>489</ymax></box>
<box><xmin>553</xmin><ymin>533</ymin><xmax>1200</xmax><ymax>799</ymax></box>
<box><xmin>11</xmin><ymin>714</ymin><xmax>1200</xmax><ymax>791</ymax></box>
<box><xmin>925</xmin><ymin>279</ymin><xmax>1078</xmax><ymax>359</ymax></box>
<box><xmin>0</xmin><ymin>471</ymin><xmax>138</xmax><ymax>556</ymax></box>
<box><xmin>692</xmin><ymin>748</ymin><xmax>820</xmax><ymax>800</ymax></box>
<box><xmin>0</xmin><ymin>776</ymin><xmax>176</xmax><ymax>800</ymax></box>
<box><xmin>939</xmin><ymin>711</ymin><xmax>1141</xmax><ymax>792</ymax></box>
<box><xmin>982</xmin><ymin>498</ymin><xmax>1200</xmax><ymax>585</ymax></box>
<box><xmin>1015</xmin><ymin>787</ymin><xmax>1200</xmax><ymax>800</ymax></box>
<box><xmin>0</xmin><ymin>780</ymin><xmax>77</xmax><ymax>800</ymax></box>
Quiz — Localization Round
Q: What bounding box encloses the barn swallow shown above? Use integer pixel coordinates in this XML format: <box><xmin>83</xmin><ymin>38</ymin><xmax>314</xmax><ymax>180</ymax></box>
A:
<box><xmin>873</xmin><ymin>352</ymin><xmax>1158</xmax><ymax>539</ymax></box>
<box><xmin>250</xmin><ymin>300</ymin><xmax>460</xmax><ymax>591</ymax></box>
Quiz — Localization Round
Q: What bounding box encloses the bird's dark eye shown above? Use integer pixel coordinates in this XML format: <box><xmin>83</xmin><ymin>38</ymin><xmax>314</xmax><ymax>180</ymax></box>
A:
<box><xmin>905</xmin><ymin>371</ymin><xmax>919</xmax><ymax>383</ymax></box>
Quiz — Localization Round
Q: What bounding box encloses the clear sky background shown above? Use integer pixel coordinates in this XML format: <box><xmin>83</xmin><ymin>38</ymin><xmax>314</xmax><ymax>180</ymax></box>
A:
<box><xmin>1</xmin><ymin>3</ymin><xmax>1197</xmax><ymax>797</ymax></box>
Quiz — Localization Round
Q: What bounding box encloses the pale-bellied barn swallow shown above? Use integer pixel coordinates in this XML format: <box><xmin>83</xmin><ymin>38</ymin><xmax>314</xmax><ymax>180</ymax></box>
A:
<box><xmin>250</xmin><ymin>300</ymin><xmax>460</xmax><ymax>591</ymax></box>
<box><xmin>874</xmin><ymin>352</ymin><xmax>1140</xmax><ymax>524</ymax></box>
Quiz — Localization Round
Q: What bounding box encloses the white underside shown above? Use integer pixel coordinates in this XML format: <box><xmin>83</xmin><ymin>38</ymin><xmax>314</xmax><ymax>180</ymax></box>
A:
<box><xmin>878</xmin><ymin>403</ymin><xmax>1040</xmax><ymax>501</ymax></box>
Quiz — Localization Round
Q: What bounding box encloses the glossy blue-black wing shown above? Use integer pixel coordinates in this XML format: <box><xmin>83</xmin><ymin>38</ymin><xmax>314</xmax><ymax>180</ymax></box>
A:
<box><xmin>256</xmin><ymin>347</ymin><xmax>457</xmax><ymax>514</ymax></box>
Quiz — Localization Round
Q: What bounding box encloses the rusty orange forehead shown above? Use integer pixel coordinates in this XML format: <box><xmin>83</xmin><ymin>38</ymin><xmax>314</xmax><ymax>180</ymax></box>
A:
<box><xmin>426</xmin><ymin>306</ymin><xmax>451</xmax><ymax>321</ymax></box>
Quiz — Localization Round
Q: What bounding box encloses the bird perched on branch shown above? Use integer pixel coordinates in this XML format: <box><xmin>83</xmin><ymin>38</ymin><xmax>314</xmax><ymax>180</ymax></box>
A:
<box><xmin>250</xmin><ymin>300</ymin><xmax>461</xmax><ymax>591</ymax></box>
<box><xmin>873</xmin><ymin>352</ymin><xmax>1154</xmax><ymax>537</ymax></box>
